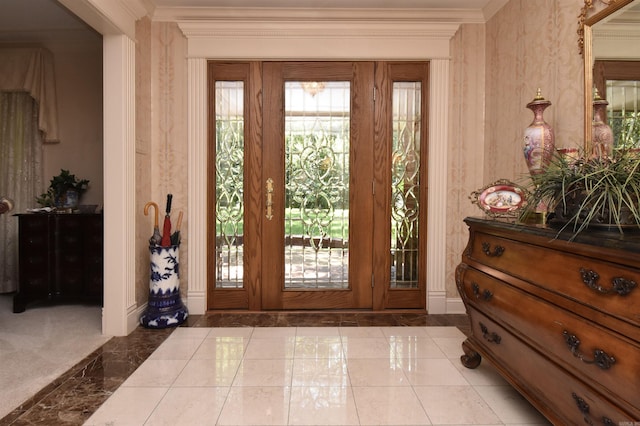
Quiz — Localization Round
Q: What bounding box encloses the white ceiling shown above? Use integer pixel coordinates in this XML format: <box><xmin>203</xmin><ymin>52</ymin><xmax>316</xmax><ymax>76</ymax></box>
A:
<box><xmin>0</xmin><ymin>0</ymin><xmax>87</xmax><ymax>33</ymax></box>
<box><xmin>0</xmin><ymin>0</ymin><xmax>497</xmax><ymax>40</ymax></box>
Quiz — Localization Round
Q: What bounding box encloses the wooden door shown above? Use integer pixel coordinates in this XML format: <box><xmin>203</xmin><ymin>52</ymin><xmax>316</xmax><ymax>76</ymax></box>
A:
<box><xmin>261</xmin><ymin>62</ymin><xmax>374</xmax><ymax>309</ymax></box>
<box><xmin>208</xmin><ymin>61</ymin><xmax>428</xmax><ymax>311</ymax></box>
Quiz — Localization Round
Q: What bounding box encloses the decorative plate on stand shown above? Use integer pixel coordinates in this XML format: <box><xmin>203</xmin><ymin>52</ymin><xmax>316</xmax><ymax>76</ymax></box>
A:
<box><xmin>470</xmin><ymin>179</ymin><xmax>530</xmax><ymax>217</ymax></box>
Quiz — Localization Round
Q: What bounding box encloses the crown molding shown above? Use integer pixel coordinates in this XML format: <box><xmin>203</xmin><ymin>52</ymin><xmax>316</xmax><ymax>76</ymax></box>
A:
<box><xmin>153</xmin><ymin>6</ymin><xmax>485</xmax><ymax>23</ymax></box>
<box><xmin>482</xmin><ymin>0</ymin><xmax>509</xmax><ymax>21</ymax></box>
<box><xmin>594</xmin><ymin>23</ymin><xmax>640</xmax><ymax>38</ymax></box>
<box><xmin>178</xmin><ymin>19</ymin><xmax>460</xmax><ymax>38</ymax></box>
<box><xmin>177</xmin><ymin>18</ymin><xmax>459</xmax><ymax>59</ymax></box>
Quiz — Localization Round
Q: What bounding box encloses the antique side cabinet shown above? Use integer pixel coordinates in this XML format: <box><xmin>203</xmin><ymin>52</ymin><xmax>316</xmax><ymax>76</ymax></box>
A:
<box><xmin>456</xmin><ymin>217</ymin><xmax>640</xmax><ymax>424</ymax></box>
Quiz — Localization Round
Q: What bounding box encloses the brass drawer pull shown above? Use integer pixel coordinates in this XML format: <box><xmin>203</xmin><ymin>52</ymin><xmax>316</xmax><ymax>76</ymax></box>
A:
<box><xmin>471</xmin><ymin>282</ymin><xmax>493</xmax><ymax>301</ymax></box>
<box><xmin>579</xmin><ymin>267</ymin><xmax>637</xmax><ymax>296</ymax></box>
<box><xmin>562</xmin><ymin>330</ymin><xmax>616</xmax><ymax>370</ymax></box>
<box><xmin>479</xmin><ymin>322</ymin><xmax>501</xmax><ymax>344</ymax></box>
<box><xmin>572</xmin><ymin>392</ymin><xmax>590</xmax><ymax>416</ymax></box>
<box><xmin>571</xmin><ymin>392</ymin><xmax>615</xmax><ymax>425</ymax></box>
<box><xmin>481</xmin><ymin>242</ymin><xmax>504</xmax><ymax>257</ymax></box>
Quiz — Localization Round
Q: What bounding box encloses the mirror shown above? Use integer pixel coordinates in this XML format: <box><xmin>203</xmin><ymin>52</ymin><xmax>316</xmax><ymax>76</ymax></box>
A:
<box><xmin>580</xmin><ymin>0</ymin><xmax>640</xmax><ymax>151</ymax></box>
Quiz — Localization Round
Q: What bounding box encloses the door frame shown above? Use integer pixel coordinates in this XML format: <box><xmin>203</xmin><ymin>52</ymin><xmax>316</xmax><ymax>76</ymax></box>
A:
<box><xmin>182</xmin><ymin>16</ymin><xmax>456</xmax><ymax>315</ymax></box>
<box><xmin>208</xmin><ymin>61</ymin><xmax>430</xmax><ymax>311</ymax></box>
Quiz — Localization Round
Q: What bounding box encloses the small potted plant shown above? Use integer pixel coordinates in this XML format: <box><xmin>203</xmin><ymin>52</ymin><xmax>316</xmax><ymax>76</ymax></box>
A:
<box><xmin>36</xmin><ymin>169</ymin><xmax>90</xmax><ymax>209</ymax></box>
<box><xmin>520</xmin><ymin>148</ymin><xmax>640</xmax><ymax>239</ymax></box>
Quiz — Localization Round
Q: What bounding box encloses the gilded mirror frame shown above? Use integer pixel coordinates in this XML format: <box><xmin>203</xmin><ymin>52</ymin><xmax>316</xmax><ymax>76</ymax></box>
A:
<box><xmin>579</xmin><ymin>0</ymin><xmax>635</xmax><ymax>152</ymax></box>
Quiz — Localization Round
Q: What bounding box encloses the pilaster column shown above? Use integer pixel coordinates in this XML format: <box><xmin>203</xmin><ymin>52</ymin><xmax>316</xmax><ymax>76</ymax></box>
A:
<box><xmin>102</xmin><ymin>34</ymin><xmax>137</xmax><ymax>335</ymax></box>
<box><xmin>187</xmin><ymin>58</ymin><xmax>208</xmax><ymax>314</ymax></box>
<box><xmin>427</xmin><ymin>58</ymin><xmax>449</xmax><ymax>314</ymax></box>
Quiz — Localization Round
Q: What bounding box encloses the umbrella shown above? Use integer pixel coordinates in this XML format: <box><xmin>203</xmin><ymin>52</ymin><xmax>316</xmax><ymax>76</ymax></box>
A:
<box><xmin>161</xmin><ymin>194</ymin><xmax>173</xmax><ymax>247</ymax></box>
<box><xmin>143</xmin><ymin>201</ymin><xmax>162</xmax><ymax>246</ymax></box>
<box><xmin>170</xmin><ymin>210</ymin><xmax>183</xmax><ymax>246</ymax></box>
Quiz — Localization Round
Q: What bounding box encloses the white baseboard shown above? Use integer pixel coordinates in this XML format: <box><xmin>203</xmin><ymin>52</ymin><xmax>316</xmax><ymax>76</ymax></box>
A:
<box><xmin>446</xmin><ymin>297</ymin><xmax>466</xmax><ymax>314</ymax></box>
<box><xmin>157</xmin><ymin>292</ymin><xmax>464</xmax><ymax>317</ymax></box>
<box><xmin>187</xmin><ymin>291</ymin><xmax>206</xmax><ymax>315</ymax></box>
<box><xmin>127</xmin><ymin>303</ymin><xmax>146</xmax><ymax>333</ymax></box>
<box><xmin>427</xmin><ymin>290</ymin><xmax>446</xmax><ymax>314</ymax></box>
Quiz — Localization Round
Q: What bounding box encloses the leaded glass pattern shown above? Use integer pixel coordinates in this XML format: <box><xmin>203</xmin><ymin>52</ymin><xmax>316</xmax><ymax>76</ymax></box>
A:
<box><xmin>215</xmin><ymin>81</ymin><xmax>244</xmax><ymax>288</ymax></box>
<box><xmin>391</xmin><ymin>82</ymin><xmax>421</xmax><ymax>289</ymax></box>
<box><xmin>284</xmin><ymin>81</ymin><xmax>350</xmax><ymax>289</ymax></box>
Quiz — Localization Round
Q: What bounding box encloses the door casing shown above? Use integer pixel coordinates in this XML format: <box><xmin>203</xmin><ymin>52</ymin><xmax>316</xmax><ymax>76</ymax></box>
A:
<box><xmin>207</xmin><ymin>61</ymin><xmax>428</xmax><ymax>311</ymax></box>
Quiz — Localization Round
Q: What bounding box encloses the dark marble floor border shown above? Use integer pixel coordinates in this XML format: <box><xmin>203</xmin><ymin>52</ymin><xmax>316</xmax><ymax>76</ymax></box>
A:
<box><xmin>185</xmin><ymin>312</ymin><xmax>471</xmax><ymax>330</ymax></box>
<box><xmin>1</xmin><ymin>312</ymin><xmax>470</xmax><ymax>426</ymax></box>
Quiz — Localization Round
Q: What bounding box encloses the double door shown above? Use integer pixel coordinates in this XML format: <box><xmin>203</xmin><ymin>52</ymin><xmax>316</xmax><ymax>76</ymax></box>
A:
<box><xmin>208</xmin><ymin>61</ymin><xmax>428</xmax><ymax>311</ymax></box>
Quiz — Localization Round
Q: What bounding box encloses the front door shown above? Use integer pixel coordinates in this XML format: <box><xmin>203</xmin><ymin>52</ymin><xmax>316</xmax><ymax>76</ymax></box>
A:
<box><xmin>208</xmin><ymin>61</ymin><xmax>428</xmax><ymax>311</ymax></box>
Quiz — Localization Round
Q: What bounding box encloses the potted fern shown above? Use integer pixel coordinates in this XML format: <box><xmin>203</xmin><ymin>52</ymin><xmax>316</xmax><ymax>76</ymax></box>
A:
<box><xmin>36</xmin><ymin>169</ymin><xmax>90</xmax><ymax>209</ymax></box>
<box><xmin>521</xmin><ymin>148</ymin><xmax>640</xmax><ymax>239</ymax></box>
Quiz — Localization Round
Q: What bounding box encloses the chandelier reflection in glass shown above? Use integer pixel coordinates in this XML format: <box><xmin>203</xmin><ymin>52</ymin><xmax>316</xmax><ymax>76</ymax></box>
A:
<box><xmin>300</xmin><ymin>81</ymin><xmax>326</xmax><ymax>97</ymax></box>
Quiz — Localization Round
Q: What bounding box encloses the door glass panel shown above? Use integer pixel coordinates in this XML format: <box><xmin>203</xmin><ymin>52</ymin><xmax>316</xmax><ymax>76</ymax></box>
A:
<box><xmin>215</xmin><ymin>81</ymin><xmax>244</xmax><ymax>288</ymax></box>
<box><xmin>391</xmin><ymin>82</ymin><xmax>421</xmax><ymax>289</ymax></box>
<box><xmin>606</xmin><ymin>80</ymin><xmax>640</xmax><ymax>149</ymax></box>
<box><xmin>284</xmin><ymin>81</ymin><xmax>350</xmax><ymax>289</ymax></box>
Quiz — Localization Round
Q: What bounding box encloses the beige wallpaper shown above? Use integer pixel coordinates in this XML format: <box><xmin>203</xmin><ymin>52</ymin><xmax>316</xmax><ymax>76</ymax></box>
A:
<box><xmin>136</xmin><ymin>18</ymin><xmax>188</xmax><ymax>304</ymax></box>
<box><xmin>446</xmin><ymin>23</ymin><xmax>488</xmax><ymax>298</ymax></box>
<box><xmin>445</xmin><ymin>0</ymin><xmax>585</xmax><ymax>298</ymax></box>
<box><xmin>135</xmin><ymin>20</ymin><xmax>190</xmax><ymax>302</ymax></box>
<box><xmin>152</xmin><ymin>22</ymin><xmax>189</xmax><ymax>296</ymax></box>
<box><xmin>484</xmin><ymin>0</ymin><xmax>584</xmax><ymax>184</ymax></box>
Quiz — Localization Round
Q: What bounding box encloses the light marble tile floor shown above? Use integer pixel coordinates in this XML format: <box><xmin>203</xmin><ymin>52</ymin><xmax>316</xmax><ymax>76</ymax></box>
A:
<box><xmin>0</xmin><ymin>296</ymin><xmax>110</xmax><ymax>420</ymax></box>
<box><xmin>84</xmin><ymin>326</ymin><xmax>551</xmax><ymax>426</ymax></box>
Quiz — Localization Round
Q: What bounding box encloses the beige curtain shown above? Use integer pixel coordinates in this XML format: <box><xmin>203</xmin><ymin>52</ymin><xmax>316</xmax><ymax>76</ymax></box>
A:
<box><xmin>0</xmin><ymin>48</ymin><xmax>59</xmax><ymax>143</ymax></box>
<box><xmin>0</xmin><ymin>93</ymin><xmax>44</xmax><ymax>293</ymax></box>
<box><xmin>0</xmin><ymin>48</ymin><xmax>56</xmax><ymax>293</ymax></box>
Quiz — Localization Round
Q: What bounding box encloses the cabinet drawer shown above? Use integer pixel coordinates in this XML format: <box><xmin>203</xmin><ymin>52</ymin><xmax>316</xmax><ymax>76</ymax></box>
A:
<box><xmin>460</xmin><ymin>266</ymin><xmax>640</xmax><ymax>413</ymax></box>
<box><xmin>466</xmin><ymin>231</ymin><xmax>640</xmax><ymax>327</ymax></box>
<box><xmin>466</xmin><ymin>309</ymin><xmax>638</xmax><ymax>424</ymax></box>
<box><xmin>19</xmin><ymin>215</ymin><xmax>48</xmax><ymax>233</ymax></box>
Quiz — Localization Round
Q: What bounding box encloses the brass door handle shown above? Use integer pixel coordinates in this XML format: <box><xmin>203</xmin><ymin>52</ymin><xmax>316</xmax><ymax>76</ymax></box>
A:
<box><xmin>266</xmin><ymin>178</ymin><xmax>274</xmax><ymax>220</ymax></box>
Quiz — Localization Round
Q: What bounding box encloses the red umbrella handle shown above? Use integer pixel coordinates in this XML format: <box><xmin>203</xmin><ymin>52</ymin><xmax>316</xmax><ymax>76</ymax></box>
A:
<box><xmin>161</xmin><ymin>194</ymin><xmax>173</xmax><ymax>246</ymax></box>
<box><xmin>161</xmin><ymin>216</ymin><xmax>172</xmax><ymax>247</ymax></box>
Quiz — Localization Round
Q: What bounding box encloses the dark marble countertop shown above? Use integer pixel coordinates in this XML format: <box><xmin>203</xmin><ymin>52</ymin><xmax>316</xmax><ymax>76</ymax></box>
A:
<box><xmin>464</xmin><ymin>216</ymin><xmax>640</xmax><ymax>255</ymax></box>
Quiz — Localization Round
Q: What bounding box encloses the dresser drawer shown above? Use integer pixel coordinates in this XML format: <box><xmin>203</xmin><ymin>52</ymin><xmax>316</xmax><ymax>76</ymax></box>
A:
<box><xmin>466</xmin><ymin>231</ymin><xmax>640</xmax><ymax>327</ymax></box>
<box><xmin>19</xmin><ymin>214</ymin><xmax>48</xmax><ymax>234</ymax></box>
<box><xmin>459</xmin><ymin>266</ymin><xmax>640</xmax><ymax>413</ymax></box>
<box><xmin>466</xmin><ymin>309</ymin><xmax>639</xmax><ymax>424</ymax></box>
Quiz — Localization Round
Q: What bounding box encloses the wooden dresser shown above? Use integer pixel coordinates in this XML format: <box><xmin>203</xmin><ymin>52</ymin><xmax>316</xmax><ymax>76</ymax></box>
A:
<box><xmin>456</xmin><ymin>217</ymin><xmax>640</xmax><ymax>425</ymax></box>
<box><xmin>13</xmin><ymin>213</ymin><xmax>103</xmax><ymax>313</ymax></box>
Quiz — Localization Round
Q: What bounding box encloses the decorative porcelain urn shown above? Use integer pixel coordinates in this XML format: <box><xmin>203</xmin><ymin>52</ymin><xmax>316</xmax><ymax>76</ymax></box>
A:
<box><xmin>523</xmin><ymin>89</ymin><xmax>555</xmax><ymax>177</ymax></box>
<box><xmin>592</xmin><ymin>89</ymin><xmax>614</xmax><ymax>158</ymax></box>
<box><xmin>140</xmin><ymin>245</ymin><xmax>188</xmax><ymax>328</ymax></box>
